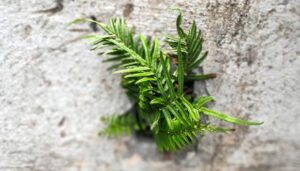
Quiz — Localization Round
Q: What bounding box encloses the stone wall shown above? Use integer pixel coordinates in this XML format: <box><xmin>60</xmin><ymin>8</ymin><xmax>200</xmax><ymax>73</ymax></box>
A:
<box><xmin>0</xmin><ymin>0</ymin><xmax>299</xmax><ymax>171</ymax></box>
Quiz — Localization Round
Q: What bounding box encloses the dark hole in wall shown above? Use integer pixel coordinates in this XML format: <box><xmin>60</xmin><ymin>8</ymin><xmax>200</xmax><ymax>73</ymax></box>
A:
<box><xmin>123</xmin><ymin>3</ymin><xmax>134</xmax><ymax>17</ymax></box>
<box><xmin>89</xmin><ymin>15</ymin><xmax>99</xmax><ymax>32</ymax></box>
<box><xmin>36</xmin><ymin>0</ymin><xmax>64</xmax><ymax>14</ymax></box>
<box><xmin>58</xmin><ymin>116</ymin><xmax>66</xmax><ymax>127</ymax></box>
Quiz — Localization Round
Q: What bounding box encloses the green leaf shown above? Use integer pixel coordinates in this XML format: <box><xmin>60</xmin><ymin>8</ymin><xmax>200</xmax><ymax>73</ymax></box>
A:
<box><xmin>186</xmin><ymin>73</ymin><xmax>217</xmax><ymax>80</ymax></box>
<box><xmin>166</xmin><ymin>105</ymin><xmax>185</xmax><ymax>125</ymax></box>
<box><xmin>113</xmin><ymin>67</ymin><xmax>150</xmax><ymax>74</ymax></box>
<box><xmin>68</xmin><ymin>18</ymin><xmax>108</xmax><ymax>32</ymax></box>
<box><xmin>91</xmin><ymin>35</ymin><xmax>116</xmax><ymax>45</ymax></box>
<box><xmin>108</xmin><ymin>39</ymin><xmax>146</xmax><ymax>65</ymax></box>
<box><xmin>199</xmin><ymin>107</ymin><xmax>263</xmax><ymax>126</ymax></box>
<box><xmin>188</xmin><ymin>51</ymin><xmax>208</xmax><ymax>69</ymax></box>
<box><xmin>176</xmin><ymin>12</ymin><xmax>185</xmax><ymax>38</ymax></box>
<box><xmin>150</xmin><ymin>97</ymin><xmax>165</xmax><ymax>105</ymax></box>
<box><xmin>150</xmin><ymin>112</ymin><xmax>161</xmax><ymax>132</ymax></box>
<box><xmin>177</xmin><ymin>39</ymin><xmax>184</xmax><ymax>95</ymax></box>
<box><xmin>187</xmin><ymin>21</ymin><xmax>197</xmax><ymax>46</ymax></box>
<box><xmin>180</xmin><ymin>96</ymin><xmax>200</xmax><ymax>121</ymax></box>
<box><xmin>99</xmin><ymin>114</ymin><xmax>135</xmax><ymax>137</ymax></box>
<box><xmin>194</xmin><ymin>96</ymin><xmax>214</xmax><ymax>109</ymax></box>
<box><xmin>119</xmin><ymin>62</ymin><xmax>138</xmax><ymax>68</ymax></box>
<box><xmin>159</xmin><ymin>52</ymin><xmax>176</xmax><ymax>99</ymax></box>
<box><xmin>79</xmin><ymin>34</ymin><xmax>102</xmax><ymax>41</ymax></box>
<box><xmin>151</xmin><ymin>38</ymin><xmax>160</xmax><ymax>68</ymax></box>
<box><xmin>125</xmin><ymin>72</ymin><xmax>154</xmax><ymax>78</ymax></box>
<box><xmin>162</xmin><ymin>109</ymin><xmax>173</xmax><ymax>129</ymax></box>
<box><xmin>173</xmin><ymin>101</ymin><xmax>192</xmax><ymax>125</ymax></box>
<box><xmin>204</xmin><ymin>124</ymin><xmax>234</xmax><ymax>133</ymax></box>
<box><xmin>156</xmin><ymin>79</ymin><xmax>168</xmax><ymax>100</ymax></box>
<box><xmin>135</xmin><ymin>77</ymin><xmax>156</xmax><ymax>84</ymax></box>
<box><xmin>140</xmin><ymin>35</ymin><xmax>151</xmax><ymax>64</ymax></box>
<box><xmin>188</xmin><ymin>30</ymin><xmax>202</xmax><ymax>61</ymax></box>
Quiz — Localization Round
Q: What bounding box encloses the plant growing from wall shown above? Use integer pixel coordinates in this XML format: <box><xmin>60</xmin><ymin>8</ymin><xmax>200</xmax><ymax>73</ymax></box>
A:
<box><xmin>70</xmin><ymin>12</ymin><xmax>262</xmax><ymax>152</ymax></box>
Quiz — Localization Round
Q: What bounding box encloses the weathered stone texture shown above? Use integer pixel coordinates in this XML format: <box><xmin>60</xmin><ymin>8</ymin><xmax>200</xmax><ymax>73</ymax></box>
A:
<box><xmin>0</xmin><ymin>0</ymin><xmax>299</xmax><ymax>171</ymax></box>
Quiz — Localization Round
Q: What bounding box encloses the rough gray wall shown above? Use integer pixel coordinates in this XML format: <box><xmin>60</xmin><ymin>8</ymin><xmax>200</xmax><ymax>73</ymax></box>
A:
<box><xmin>1</xmin><ymin>0</ymin><xmax>299</xmax><ymax>171</ymax></box>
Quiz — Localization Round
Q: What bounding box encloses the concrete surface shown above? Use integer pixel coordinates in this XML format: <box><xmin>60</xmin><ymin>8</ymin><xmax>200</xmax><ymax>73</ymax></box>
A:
<box><xmin>0</xmin><ymin>0</ymin><xmax>299</xmax><ymax>171</ymax></box>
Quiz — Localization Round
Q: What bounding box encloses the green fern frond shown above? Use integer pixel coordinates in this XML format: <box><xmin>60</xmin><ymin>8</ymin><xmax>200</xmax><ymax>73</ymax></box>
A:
<box><xmin>70</xmin><ymin>11</ymin><xmax>262</xmax><ymax>152</ymax></box>
<box><xmin>99</xmin><ymin>114</ymin><xmax>136</xmax><ymax>137</ymax></box>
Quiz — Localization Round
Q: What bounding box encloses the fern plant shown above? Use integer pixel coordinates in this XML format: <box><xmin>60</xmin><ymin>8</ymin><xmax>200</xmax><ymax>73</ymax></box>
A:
<box><xmin>70</xmin><ymin>12</ymin><xmax>262</xmax><ymax>152</ymax></box>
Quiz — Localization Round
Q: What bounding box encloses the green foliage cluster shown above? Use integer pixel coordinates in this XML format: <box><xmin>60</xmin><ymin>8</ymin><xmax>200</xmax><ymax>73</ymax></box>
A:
<box><xmin>70</xmin><ymin>12</ymin><xmax>262</xmax><ymax>152</ymax></box>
